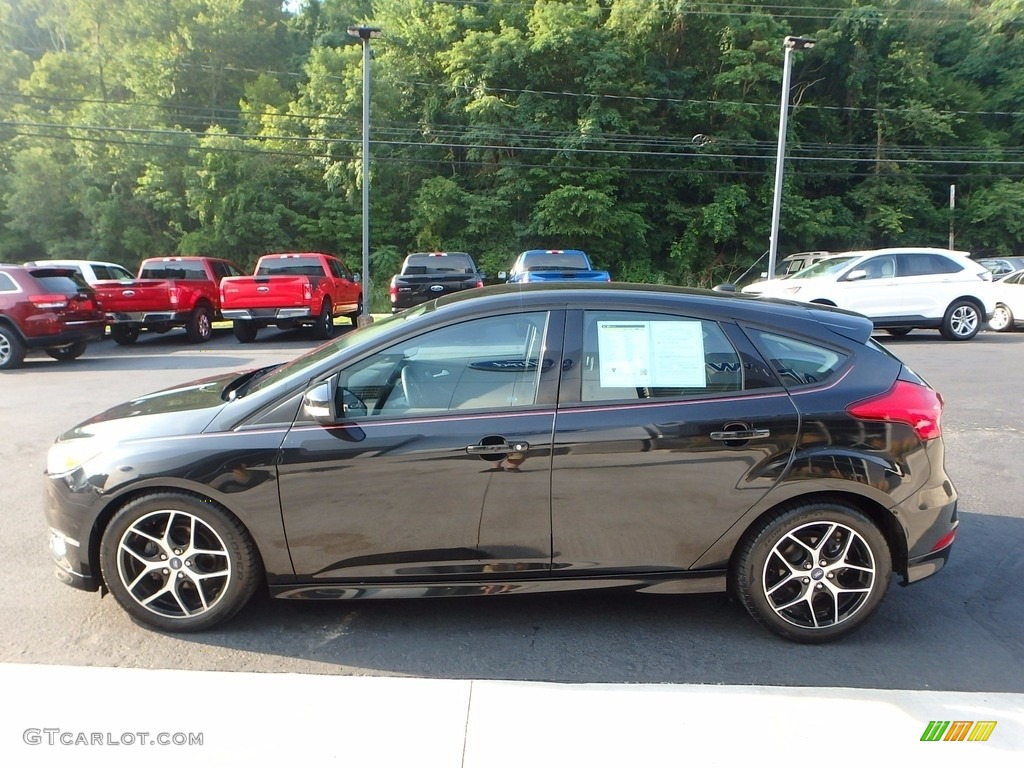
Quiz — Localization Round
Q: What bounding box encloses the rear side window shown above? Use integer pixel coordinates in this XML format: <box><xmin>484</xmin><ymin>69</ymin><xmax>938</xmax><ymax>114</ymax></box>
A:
<box><xmin>897</xmin><ymin>253</ymin><xmax>962</xmax><ymax>276</ymax></box>
<box><xmin>581</xmin><ymin>311</ymin><xmax>744</xmax><ymax>402</ymax></box>
<box><xmin>746</xmin><ymin>330</ymin><xmax>848</xmax><ymax>387</ymax></box>
<box><xmin>0</xmin><ymin>272</ymin><xmax>16</xmax><ymax>292</ymax></box>
<box><xmin>92</xmin><ymin>265</ymin><xmax>134</xmax><ymax>280</ymax></box>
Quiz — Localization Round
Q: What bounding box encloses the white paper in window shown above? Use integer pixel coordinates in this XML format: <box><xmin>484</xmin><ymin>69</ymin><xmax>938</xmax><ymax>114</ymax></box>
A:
<box><xmin>597</xmin><ymin>320</ymin><xmax>706</xmax><ymax>388</ymax></box>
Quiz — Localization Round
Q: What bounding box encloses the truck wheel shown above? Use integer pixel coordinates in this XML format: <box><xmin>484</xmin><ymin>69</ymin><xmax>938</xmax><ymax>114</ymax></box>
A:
<box><xmin>45</xmin><ymin>341</ymin><xmax>88</xmax><ymax>361</ymax></box>
<box><xmin>233</xmin><ymin>320</ymin><xmax>258</xmax><ymax>343</ymax></box>
<box><xmin>186</xmin><ymin>305</ymin><xmax>213</xmax><ymax>343</ymax></box>
<box><xmin>346</xmin><ymin>299</ymin><xmax>363</xmax><ymax>324</ymax></box>
<box><xmin>312</xmin><ymin>302</ymin><xmax>334</xmax><ymax>340</ymax></box>
<box><xmin>110</xmin><ymin>325</ymin><xmax>140</xmax><ymax>345</ymax></box>
<box><xmin>0</xmin><ymin>324</ymin><xmax>27</xmax><ymax>370</ymax></box>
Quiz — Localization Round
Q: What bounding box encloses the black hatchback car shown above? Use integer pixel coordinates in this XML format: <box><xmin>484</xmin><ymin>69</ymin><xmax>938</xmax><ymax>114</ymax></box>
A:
<box><xmin>44</xmin><ymin>283</ymin><xmax>958</xmax><ymax>642</ymax></box>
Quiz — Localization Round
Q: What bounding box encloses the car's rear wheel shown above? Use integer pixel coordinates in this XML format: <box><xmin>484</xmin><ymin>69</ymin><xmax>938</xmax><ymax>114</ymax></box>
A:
<box><xmin>939</xmin><ymin>299</ymin><xmax>982</xmax><ymax>340</ymax></box>
<box><xmin>0</xmin><ymin>324</ymin><xmax>27</xmax><ymax>370</ymax></box>
<box><xmin>232</xmin><ymin>320</ymin><xmax>258</xmax><ymax>343</ymax></box>
<box><xmin>45</xmin><ymin>341</ymin><xmax>88</xmax><ymax>361</ymax></box>
<box><xmin>989</xmin><ymin>304</ymin><xmax>1014</xmax><ymax>332</ymax></box>
<box><xmin>99</xmin><ymin>492</ymin><xmax>262</xmax><ymax>632</ymax></box>
<box><xmin>185</xmin><ymin>305</ymin><xmax>213</xmax><ymax>343</ymax></box>
<box><xmin>110</xmin><ymin>325</ymin><xmax>140</xmax><ymax>345</ymax></box>
<box><xmin>733</xmin><ymin>501</ymin><xmax>891</xmax><ymax>643</ymax></box>
<box><xmin>312</xmin><ymin>301</ymin><xmax>334</xmax><ymax>340</ymax></box>
<box><xmin>885</xmin><ymin>328</ymin><xmax>912</xmax><ymax>337</ymax></box>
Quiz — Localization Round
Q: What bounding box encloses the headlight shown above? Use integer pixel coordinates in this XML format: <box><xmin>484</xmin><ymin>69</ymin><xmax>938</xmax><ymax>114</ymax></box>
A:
<box><xmin>46</xmin><ymin>436</ymin><xmax>109</xmax><ymax>476</ymax></box>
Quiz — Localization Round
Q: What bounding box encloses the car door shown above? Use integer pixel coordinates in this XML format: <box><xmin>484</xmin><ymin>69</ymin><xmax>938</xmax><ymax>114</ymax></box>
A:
<box><xmin>549</xmin><ymin>308</ymin><xmax>800</xmax><ymax>575</ymax></box>
<box><xmin>893</xmin><ymin>251</ymin><xmax>967</xmax><ymax>319</ymax></box>
<box><xmin>278</xmin><ymin>310</ymin><xmax>564</xmax><ymax>582</ymax></box>
<box><xmin>833</xmin><ymin>255</ymin><xmax>901</xmax><ymax>319</ymax></box>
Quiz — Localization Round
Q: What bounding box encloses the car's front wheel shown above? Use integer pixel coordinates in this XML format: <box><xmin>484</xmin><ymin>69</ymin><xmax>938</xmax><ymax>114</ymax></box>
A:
<box><xmin>733</xmin><ymin>501</ymin><xmax>892</xmax><ymax>643</ymax></box>
<box><xmin>939</xmin><ymin>299</ymin><xmax>982</xmax><ymax>340</ymax></box>
<box><xmin>988</xmin><ymin>303</ymin><xmax>1014</xmax><ymax>332</ymax></box>
<box><xmin>99</xmin><ymin>492</ymin><xmax>262</xmax><ymax>632</ymax></box>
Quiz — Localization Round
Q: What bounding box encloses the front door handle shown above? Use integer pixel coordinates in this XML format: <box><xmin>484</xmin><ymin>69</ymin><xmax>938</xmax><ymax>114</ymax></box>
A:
<box><xmin>710</xmin><ymin>429</ymin><xmax>770</xmax><ymax>441</ymax></box>
<box><xmin>466</xmin><ymin>440</ymin><xmax>530</xmax><ymax>454</ymax></box>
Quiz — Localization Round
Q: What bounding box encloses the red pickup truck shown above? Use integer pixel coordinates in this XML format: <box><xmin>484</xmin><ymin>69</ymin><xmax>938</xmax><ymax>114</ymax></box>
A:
<box><xmin>93</xmin><ymin>256</ymin><xmax>245</xmax><ymax>345</ymax></box>
<box><xmin>219</xmin><ymin>252</ymin><xmax>362</xmax><ymax>343</ymax></box>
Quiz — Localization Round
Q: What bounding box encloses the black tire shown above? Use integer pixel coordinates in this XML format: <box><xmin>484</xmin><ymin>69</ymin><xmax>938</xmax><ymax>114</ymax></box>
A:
<box><xmin>0</xmin><ymin>324</ymin><xmax>27</xmax><ymax>370</ymax></box>
<box><xmin>45</xmin><ymin>341</ymin><xmax>88</xmax><ymax>361</ymax></box>
<box><xmin>885</xmin><ymin>328</ymin><xmax>912</xmax><ymax>337</ymax></box>
<box><xmin>346</xmin><ymin>298</ymin><xmax>363</xmax><ymax>324</ymax></box>
<box><xmin>185</xmin><ymin>305</ymin><xmax>213</xmax><ymax>343</ymax></box>
<box><xmin>733</xmin><ymin>500</ymin><xmax>892</xmax><ymax>643</ymax></box>
<box><xmin>233</xmin><ymin>320</ymin><xmax>258</xmax><ymax>343</ymax></box>
<box><xmin>312</xmin><ymin>301</ymin><xmax>334</xmax><ymax>340</ymax></box>
<box><xmin>99</xmin><ymin>492</ymin><xmax>262</xmax><ymax>632</ymax></box>
<box><xmin>988</xmin><ymin>304</ymin><xmax>1014</xmax><ymax>332</ymax></box>
<box><xmin>939</xmin><ymin>299</ymin><xmax>982</xmax><ymax>341</ymax></box>
<box><xmin>110</xmin><ymin>325</ymin><xmax>140</xmax><ymax>345</ymax></box>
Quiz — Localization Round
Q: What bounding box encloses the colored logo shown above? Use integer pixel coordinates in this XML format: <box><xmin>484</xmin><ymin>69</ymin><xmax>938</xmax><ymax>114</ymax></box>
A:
<box><xmin>921</xmin><ymin>720</ymin><xmax>997</xmax><ymax>742</ymax></box>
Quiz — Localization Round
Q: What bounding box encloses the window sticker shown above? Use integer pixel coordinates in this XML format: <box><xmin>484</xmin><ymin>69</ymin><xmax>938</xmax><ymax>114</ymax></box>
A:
<box><xmin>597</xmin><ymin>321</ymin><xmax>706</xmax><ymax>388</ymax></box>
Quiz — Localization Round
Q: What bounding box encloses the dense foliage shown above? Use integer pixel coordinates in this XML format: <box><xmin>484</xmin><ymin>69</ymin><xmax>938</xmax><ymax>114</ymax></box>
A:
<box><xmin>2</xmin><ymin>1</ymin><xmax>1023</xmax><ymax>306</ymax></box>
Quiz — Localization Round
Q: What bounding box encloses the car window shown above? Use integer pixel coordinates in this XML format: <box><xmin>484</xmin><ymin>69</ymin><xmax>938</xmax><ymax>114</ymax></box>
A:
<box><xmin>141</xmin><ymin>263</ymin><xmax>208</xmax><ymax>280</ymax></box>
<box><xmin>745</xmin><ymin>330</ymin><xmax>849</xmax><ymax>387</ymax></box>
<box><xmin>335</xmin><ymin>311</ymin><xmax>552</xmax><ymax>416</ymax></box>
<box><xmin>33</xmin><ymin>273</ymin><xmax>90</xmax><ymax>293</ymax></box>
<box><xmin>580</xmin><ymin>311</ymin><xmax>744</xmax><ymax>402</ymax></box>
<box><xmin>0</xmin><ymin>272</ymin><xmax>18</xmax><ymax>292</ymax></box>
<box><xmin>93</xmin><ymin>265</ymin><xmax>134</xmax><ymax>280</ymax></box>
<box><xmin>856</xmin><ymin>257</ymin><xmax>897</xmax><ymax>280</ymax></box>
<box><xmin>897</xmin><ymin>253</ymin><xmax>962</xmax><ymax>276</ymax></box>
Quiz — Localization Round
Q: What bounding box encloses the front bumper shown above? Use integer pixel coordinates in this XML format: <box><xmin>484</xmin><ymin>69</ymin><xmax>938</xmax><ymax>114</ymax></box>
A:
<box><xmin>44</xmin><ymin>470</ymin><xmax>104</xmax><ymax>593</ymax></box>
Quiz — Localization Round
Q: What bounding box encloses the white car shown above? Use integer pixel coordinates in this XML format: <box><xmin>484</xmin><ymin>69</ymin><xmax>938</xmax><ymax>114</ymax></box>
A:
<box><xmin>989</xmin><ymin>269</ymin><xmax>1024</xmax><ymax>332</ymax></box>
<box><xmin>24</xmin><ymin>259</ymin><xmax>136</xmax><ymax>284</ymax></box>
<box><xmin>743</xmin><ymin>247</ymin><xmax>995</xmax><ymax>341</ymax></box>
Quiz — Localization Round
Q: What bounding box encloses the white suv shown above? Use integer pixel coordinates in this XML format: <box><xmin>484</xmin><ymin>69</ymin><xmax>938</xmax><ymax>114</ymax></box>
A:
<box><xmin>743</xmin><ymin>247</ymin><xmax>994</xmax><ymax>340</ymax></box>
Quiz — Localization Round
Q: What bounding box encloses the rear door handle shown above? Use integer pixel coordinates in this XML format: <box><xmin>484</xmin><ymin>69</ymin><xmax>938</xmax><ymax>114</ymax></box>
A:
<box><xmin>710</xmin><ymin>429</ymin><xmax>770</xmax><ymax>441</ymax></box>
<box><xmin>466</xmin><ymin>441</ymin><xmax>530</xmax><ymax>454</ymax></box>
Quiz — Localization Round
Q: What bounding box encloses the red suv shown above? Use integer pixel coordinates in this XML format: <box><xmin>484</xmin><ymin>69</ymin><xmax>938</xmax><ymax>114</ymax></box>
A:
<box><xmin>0</xmin><ymin>264</ymin><xmax>106</xmax><ymax>370</ymax></box>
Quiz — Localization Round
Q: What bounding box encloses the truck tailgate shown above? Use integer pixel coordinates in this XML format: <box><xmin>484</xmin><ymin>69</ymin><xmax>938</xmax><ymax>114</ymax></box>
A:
<box><xmin>220</xmin><ymin>276</ymin><xmax>312</xmax><ymax>309</ymax></box>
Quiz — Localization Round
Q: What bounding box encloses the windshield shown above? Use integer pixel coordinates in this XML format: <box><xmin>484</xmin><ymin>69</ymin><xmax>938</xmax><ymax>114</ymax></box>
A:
<box><xmin>241</xmin><ymin>305</ymin><xmax>429</xmax><ymax>396</ymax></box>
<box><xmin>792</xmin><ymin>256</ymin><xmax>856</xmax><ymax>279</ymax></box>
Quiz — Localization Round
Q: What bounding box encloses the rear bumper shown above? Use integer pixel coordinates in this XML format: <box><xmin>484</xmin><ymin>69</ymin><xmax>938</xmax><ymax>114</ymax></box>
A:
<box><xmin>24</xmin><ymin>321</ymin><xmax>105</xmax><ymax>349</ymax></box>
<box><xmin>106</xmin><ymin>310</ymin><xmax>191</xmax><ymax>325</ymax></box>
<box><xmin>222</xmin><ymin>308</ymin><xmax>313</xmax><ymax>321</ymax></box>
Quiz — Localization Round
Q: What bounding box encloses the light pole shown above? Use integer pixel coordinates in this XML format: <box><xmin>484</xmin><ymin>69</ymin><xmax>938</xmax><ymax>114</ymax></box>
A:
<box><xmin>347</xmin><ymin>25</ymin><xmax>382</xmax><ymax>326</ymax></box>
<box><xmin>767</xmin><ymin>35</ymin><xmax>815</xmax><ymax>281</ymax></box>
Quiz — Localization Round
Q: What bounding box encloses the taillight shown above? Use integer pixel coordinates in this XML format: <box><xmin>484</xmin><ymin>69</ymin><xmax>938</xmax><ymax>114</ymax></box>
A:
<box><xmin>29</xmin><ymin>294</ymin><xmax>68</xmax><ymax>310</ymax></box>
<box><xmin>846</xmin><ymin>380</ymin><xmax>943</xmax><ymax>441</ymax></box>
<box><xmin>474</xmin><ymin>279</ymin><xmax>484</xmax><ymax>288</ymax></box>
<box><xmin>389</xmin><ymin>277</ymin><xmax>398</xmax><ymax>302</ymax></box>
<box><xmin>303</xmin><ymin>283</ymin><xmax>312</xmax><ymax>301</ymax></box>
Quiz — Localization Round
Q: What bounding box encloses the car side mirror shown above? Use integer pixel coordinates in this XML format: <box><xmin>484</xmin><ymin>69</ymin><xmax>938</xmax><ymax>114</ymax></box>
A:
<box><xmin>302</xmin><ymin>380</ymin><xmax>336</xmax><ymax>425</ymax></box>
<box><xmin>845</xmin><ymin>269</ymin><xmax>868</xmax><ymax>282</ymax></box>
<box><xmin>352</xmin><ymin>272</ymin><xmax>362</xmax><ymax>283</ymax></box>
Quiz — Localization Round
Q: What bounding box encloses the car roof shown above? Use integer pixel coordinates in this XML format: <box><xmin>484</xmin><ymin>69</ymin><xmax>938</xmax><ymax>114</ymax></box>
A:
<box><xmin>424</xmin><ymin>281</ymin><xmax>874</xmax><ymax>344</ymax></box>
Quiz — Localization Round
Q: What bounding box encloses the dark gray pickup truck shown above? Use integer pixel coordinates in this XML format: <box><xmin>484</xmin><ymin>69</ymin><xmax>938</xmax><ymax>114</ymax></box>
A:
<box><xmin>388</xmin><ymin>252</ymin><xmax>485</xmax><ymax>312</ymax></box>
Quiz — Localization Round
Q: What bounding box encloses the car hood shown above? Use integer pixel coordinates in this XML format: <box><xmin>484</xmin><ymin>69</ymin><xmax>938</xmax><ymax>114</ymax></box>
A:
<box><xmin>60</xmin><ymin>370</ymin><xmax>244</xmax><ymax>442</ymax></box>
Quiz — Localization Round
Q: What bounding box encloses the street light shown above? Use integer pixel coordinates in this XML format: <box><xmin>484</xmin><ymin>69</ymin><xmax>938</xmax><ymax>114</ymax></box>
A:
<box><xmin>347</xmin><ymin>25</ymin><xmax>382</xmax><ymax>326</ymax></box>
<box><xmin>767</xmin><ymin>35</ymin><xmax>815</xmax><ymax>281</ymax></box>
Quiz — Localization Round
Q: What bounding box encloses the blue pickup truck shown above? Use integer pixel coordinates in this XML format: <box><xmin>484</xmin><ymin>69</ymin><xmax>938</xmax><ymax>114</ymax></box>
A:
<box><xmin>502</xmin><ymin>249</ymin><xmax>611</xmax><ymax>283</ymax></box>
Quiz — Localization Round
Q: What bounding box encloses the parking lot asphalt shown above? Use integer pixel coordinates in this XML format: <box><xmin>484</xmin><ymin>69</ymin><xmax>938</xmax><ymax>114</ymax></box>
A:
<box><xmin>3</xmin><ymin>663</ymin><xmax>1023</xmax><ymax>768</ymax></box>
